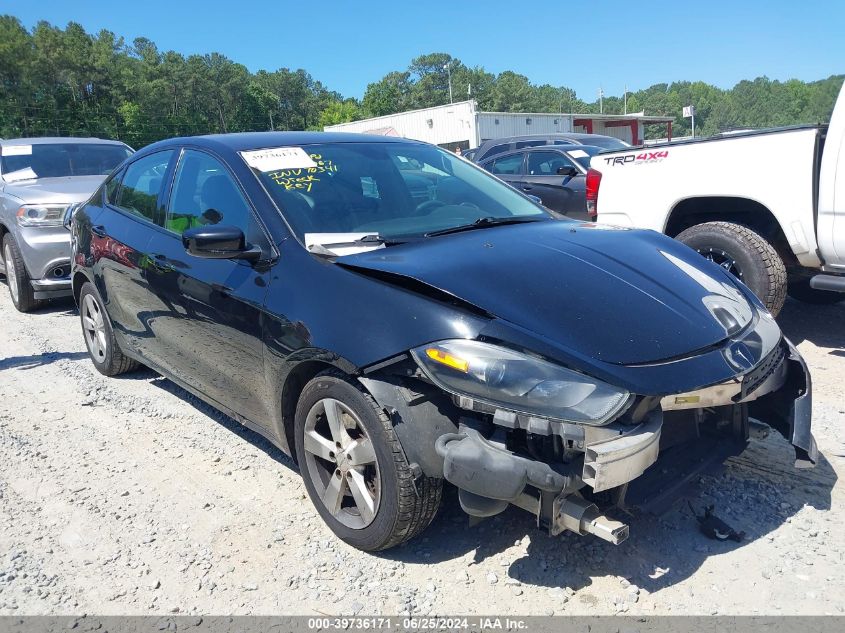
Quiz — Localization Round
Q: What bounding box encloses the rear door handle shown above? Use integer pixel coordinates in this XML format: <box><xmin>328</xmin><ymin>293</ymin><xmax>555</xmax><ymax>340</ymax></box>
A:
<box><xmin>91</xmin><ymin>225</ymin><xmax>107</xmax><ymax>237</ymax></box>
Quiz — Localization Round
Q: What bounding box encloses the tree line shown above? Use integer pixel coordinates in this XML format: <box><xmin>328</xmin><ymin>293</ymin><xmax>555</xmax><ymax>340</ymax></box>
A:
<box><xmin>1</xmin><ymin>16</ymin><xmax>842</xmax><ymax>148</ymax></box>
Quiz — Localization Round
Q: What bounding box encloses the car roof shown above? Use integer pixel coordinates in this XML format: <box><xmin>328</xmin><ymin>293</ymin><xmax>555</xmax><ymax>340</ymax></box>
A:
<box><xmin>480</xmin><ymin>144</ymin><xmax>602</xmax><ymax>163</ymax></box>
<box><xmin>0</xmin><ymin>136</ymin><xmax>127</xmax><ymax>146</ymax></box>
<box><xmin>143</xmin><ymin>131</ymin><xmax>424</xmax><ymax>154</ymax></box>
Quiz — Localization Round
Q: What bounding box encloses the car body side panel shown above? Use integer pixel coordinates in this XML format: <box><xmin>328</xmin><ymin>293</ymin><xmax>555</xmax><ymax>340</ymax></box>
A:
<box><xmin>817</xmin><ymin>83</ymin><xmax>845</xmax><ymax>268</ymax></box>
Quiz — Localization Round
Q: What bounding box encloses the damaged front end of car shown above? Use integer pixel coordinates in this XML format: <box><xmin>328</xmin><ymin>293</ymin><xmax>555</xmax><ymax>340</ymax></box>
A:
<box><xmin>359</xmin><ymin>317</ymin><xmax>816</xmax><ymax>546</ymax></box>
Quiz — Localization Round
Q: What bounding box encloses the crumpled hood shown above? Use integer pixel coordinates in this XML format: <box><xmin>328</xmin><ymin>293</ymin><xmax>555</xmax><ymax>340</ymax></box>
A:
<box><xmin>338</xmin><ymin>221</ymin><xmax>756</xmax><ymax>365</ymax></box>
<box><xmin>2</xmin><ymin>175</ymin><xmax>106</xmax><ymax>205</ymax></box>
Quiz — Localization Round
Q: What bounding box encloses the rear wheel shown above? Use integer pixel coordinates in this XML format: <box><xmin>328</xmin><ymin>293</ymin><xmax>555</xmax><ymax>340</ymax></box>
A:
<box><xmin>787</xmin><ymin>279</ymin><xmax>844</xmax><ymax>305</ymax></box>
<box><xmin>2</xmin><ymin>234</ymin><xmax>40</xmax><ymax>313</ymax></box>
<box><xmin>78</xmin><ymin>282</ymin><xmax>139</xmax><ymax>376</ymax></box>
<box><xmin>294</xmin><ymin>369</ymin><xmax>442</xmax><ymax>551</ymax></box>
<box><xmin>676</xmin><ymin>221</ymin><xmax>787</xmax><ymax>316</ymax></box>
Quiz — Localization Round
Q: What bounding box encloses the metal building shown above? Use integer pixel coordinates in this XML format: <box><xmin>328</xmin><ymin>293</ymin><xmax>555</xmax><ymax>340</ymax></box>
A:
<box><xmin>324</xmin><ymin>100</ymin><xmax>674</xmax><ymax>150</ymax></box>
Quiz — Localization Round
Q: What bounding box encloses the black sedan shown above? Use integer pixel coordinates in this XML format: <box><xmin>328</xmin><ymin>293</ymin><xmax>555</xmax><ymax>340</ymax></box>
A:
<box><xmin>69</xmin><ymin>132</ymin><xmax>816</xmax><ymax>551</ymax></box>
<box><xmin>479</xmin><ymin>145</ymin><xmax>603</xmax><ymax>220</ymax></box>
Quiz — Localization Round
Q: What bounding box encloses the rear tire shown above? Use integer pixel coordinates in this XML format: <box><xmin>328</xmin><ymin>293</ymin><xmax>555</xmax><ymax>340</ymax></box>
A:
<box><xmin>78</xmin><ymin>281</ymin><xmax>140</xmax><ymax>376</ymax></box>
<box><xmin>676</xmin><ymin>221</ymin><xmax>787</xmax><ymax>316</ymax></box>
<box><xmin>787</xmin><ymin>279</ymin><xmax>844</xmax><ymax>305</ymax></box>
<box><xmin>2</xmin><ymin>233</ymin><xmax>41</xmax><ymax>313</ymax></box>
<box><xmin>294</xmin><ymin>369</ymin><xmax>442</xmax><ymax>551</ymax></box>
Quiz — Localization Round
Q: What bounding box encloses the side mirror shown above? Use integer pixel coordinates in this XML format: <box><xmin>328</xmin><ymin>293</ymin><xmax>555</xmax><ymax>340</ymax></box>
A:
<box><xmin>557</xmin><ymin>165</ymin><xmax>578</xmax><ymax>177</ymax></box>
<box><xmin>526</xmin><ymin>194</ymin><xmax>543</xmax><ymax>205</ymax></box>
<box><xmin>182</xmin><ymin>225</ymin><xmax>261</xmax><ymax>262</ymax></box>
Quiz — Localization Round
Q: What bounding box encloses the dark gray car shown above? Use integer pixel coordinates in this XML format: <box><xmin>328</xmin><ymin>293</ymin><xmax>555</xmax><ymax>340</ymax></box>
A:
<box><xmin>480</xmin><ymin>145</ymin><xmax>602</xmax><ymax>220</ymax></box>
<box><xmin>0</xmin><ymin>137</ymin><xmax>133</xmax><ymax>311</ymax></box>
<box><xmin>471</xmin><ymin>133</ymin><xmax>629</xmax><ymax>164</ymax></box>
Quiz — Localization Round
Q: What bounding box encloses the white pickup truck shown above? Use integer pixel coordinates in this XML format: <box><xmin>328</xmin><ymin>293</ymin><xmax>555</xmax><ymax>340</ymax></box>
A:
<box><xmin>588</xmin><ymin>84</ymin><xmax>845</xmax><ymax>315</ymax></box>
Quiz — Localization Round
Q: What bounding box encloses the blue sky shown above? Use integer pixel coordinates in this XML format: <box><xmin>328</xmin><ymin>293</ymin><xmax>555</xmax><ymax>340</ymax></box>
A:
<box><xmin>6</xmin><ymin>0</ymin><xmax>843</xmax><ymax>100</ymax></box>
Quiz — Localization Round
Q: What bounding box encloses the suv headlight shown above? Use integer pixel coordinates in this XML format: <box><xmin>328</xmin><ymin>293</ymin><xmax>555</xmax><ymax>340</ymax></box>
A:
<box><xmin>16</xmin><ymin>204</ymin><xmax>67</xmax><ymax>227</ymax></box>
<box><xmin>411</xmin><ymin>339</ymin><xmax>631</xmax><ymax>425</ymax></box>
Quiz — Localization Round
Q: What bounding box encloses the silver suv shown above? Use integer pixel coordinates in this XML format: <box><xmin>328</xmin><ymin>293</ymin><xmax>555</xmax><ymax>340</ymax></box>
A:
<box><xmin>0</xmin><ymin>137</ymin><xmax>133</xmax><ymax>311</ymax></box>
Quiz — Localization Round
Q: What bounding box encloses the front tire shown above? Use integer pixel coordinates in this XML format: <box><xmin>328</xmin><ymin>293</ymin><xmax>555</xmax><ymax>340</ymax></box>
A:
<box><xmin>78</xmin><ymin>281</ymin><xmax>139</xmax><ymax>376</ymax></box>
<box><xmin>3</xmin><ymin>233</ymin><xmax>40</xmax><ymax>313</ymax></box>
<box><xmin>294</xmin><ymin>369</ymin><xmax>442</xmax><ymax>551</ymax></box>
<box><xmin>676</xmin><ymin>221</ymin><xmax>787</xmax><ymax>316</ymax></box>
<box><xmin>787</xmin><ymin>278</ymin><xmax>844</xmax><ymax>305</ymax></box>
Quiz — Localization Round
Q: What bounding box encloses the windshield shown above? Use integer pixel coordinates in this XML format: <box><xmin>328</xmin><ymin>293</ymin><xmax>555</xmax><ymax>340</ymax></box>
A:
<box><xmin>0</xmin><ymin>143</ymin><xmax>133</xmax><ymax>180</ymax></box>
<box><xmin>583</xmin><ymin>136</ymin><xmax>629</xmax><ymax>149</ymax></box>
<box><xmin>247</xmin><ymin>142</ymin><xmax>551</xmax><ymax>241</ymax></box>
<box><xmin>565</xmin><ymin>146</ymin><xmax>603</xmax><ymax>170</ymax></box>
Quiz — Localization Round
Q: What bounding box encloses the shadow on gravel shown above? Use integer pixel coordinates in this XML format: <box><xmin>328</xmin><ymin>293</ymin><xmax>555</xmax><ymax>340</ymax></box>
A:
<box><xmin>777</xmin><ymin>298</ymin><xmax>845</xmax><ymax>350</ymax></box>
<box><xmin>379</xmin><ymin>433</ymin><xmax>836</xmax><ymax>596</ymax></box>
<box><xmin>145</xmin><ymin>374</ymin><xmax>298</xmax><ymax>473</ymax></box>
<box><xmin>0</xmin><ymin>350</ymin><xmax>89</xmax><ymax>370</ymax></box>
<box><xmin>30</xmin><ymin>297</ymin><xmax>77</xmax><ymax>317</ymax></box>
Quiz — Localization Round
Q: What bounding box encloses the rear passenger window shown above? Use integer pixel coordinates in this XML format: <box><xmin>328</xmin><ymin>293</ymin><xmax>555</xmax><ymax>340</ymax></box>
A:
<box><xmin>488</xmin><ymin>153</ymin><xmax>524</xmax><ymax>175</ymax></box>
<box><xmin>115</xmin><ymin>151</ymin><xmax>173</xmax><ymax>221</ymax></box>
<box><xmin>166</xmin><ymin>150</ymin><xmax>261</xmax><ymax>243</ymax></box>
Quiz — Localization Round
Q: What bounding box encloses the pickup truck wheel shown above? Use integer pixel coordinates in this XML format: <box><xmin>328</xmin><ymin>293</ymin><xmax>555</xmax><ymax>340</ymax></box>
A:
<box><xmin>676</xmin><ymin>221</ymin><xmax>787</xmax><ymax>316</ymax></box>
<box><xmin>294</xmin><ymin>369</ymin><xmax>442</xmax><ymax>551</ymax></box>
<box><xmin>2</xmin><ymin>234</ymin><xmax>40</xmax><ymax>313</ymax></box>
<box><xmin>787</xmin><ymin>279</ymin><xmax>844</xmax><ymax>305</ymax></box>
<box><xmin>78</xmin><ymin>282</ymin><xmax>140</xmax><ymax>376</ymax></box>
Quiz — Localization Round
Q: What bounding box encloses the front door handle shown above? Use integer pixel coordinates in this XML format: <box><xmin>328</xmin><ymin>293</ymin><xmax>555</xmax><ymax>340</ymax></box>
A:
<box><xmin>91</xmin><ymin>225</ymin><xmax>107</xmax><ymax>237</ymax></box>
<box><xmin>151</xmin><ymin>254</ymin><xmax>174</xmax><ymax>272</ymax></box>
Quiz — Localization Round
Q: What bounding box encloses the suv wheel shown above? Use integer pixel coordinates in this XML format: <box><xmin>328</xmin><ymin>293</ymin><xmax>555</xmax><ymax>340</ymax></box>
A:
<box><xmin>676</xmin><ymin>221</ymin><xmax>787</xmax><ymax>316</ymax></box>
<box><xmin>78</xmin><ymin>281</ymin><xmax>139</xmax><ymax>376</ymax></box>
<box><xmin>2</xmin><ymin>233</ymin><xmax>40</xmax><ymax>312</ymax></box>
<box><xmin>294</xmin><ymin>369</ymin><xmax>442</xmax><ymax>551</ymax></box>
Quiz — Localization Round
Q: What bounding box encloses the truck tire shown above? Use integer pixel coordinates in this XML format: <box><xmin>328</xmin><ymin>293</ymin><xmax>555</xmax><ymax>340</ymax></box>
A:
<box><xmin>787</xmin><ymin>279</ymin><xmax>844</xmax><ymax>305</ymax></box>
<box><xmin>676</xmin><ymin>221</ymin><xmax>787</xmax><ymax>316</ymax></box>
<box><xmin>294</xmin><ymin>369</ymin><xmax>442</xmax><ymax>551</ymax></box>
<box><xmin>2</xmin><ymin>233</ymin><xmax>41</xmax><ymax>313</ymax></box>
<box><xmin>78</xmin><ymin>281</ymin><xmax>140</xmax><ymax>376</ymax></box>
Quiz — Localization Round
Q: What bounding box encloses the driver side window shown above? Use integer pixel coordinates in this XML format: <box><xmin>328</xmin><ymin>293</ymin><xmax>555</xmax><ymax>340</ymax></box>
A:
<box><xmin>166</xmin><ymin>150</ymin><xmax>252</xmax><ymax>235</ymax></box>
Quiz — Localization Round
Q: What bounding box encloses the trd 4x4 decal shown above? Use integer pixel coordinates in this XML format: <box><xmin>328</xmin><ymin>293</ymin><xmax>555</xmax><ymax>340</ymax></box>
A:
<box><xmin>603</xmin><ymin>150</ymin><xmax>669</xmax><ymax>166</ymax></box>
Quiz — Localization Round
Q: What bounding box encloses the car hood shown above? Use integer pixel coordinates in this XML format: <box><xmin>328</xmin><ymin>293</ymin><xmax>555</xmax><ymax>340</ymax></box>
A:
<box><xmin>1</xmin><ymin>175</ymin><xmax>106</xmax><ymax>205</ymax></box>
<box><xmin>338</xmin><ymin>221</ymin><xmax>756</xmax><ymax>365</ymax></box>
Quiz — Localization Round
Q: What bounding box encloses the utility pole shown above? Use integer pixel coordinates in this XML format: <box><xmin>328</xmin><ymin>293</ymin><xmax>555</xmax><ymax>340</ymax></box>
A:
<box><xmin>444</xmin><ymin>61</ymin><xmax>453</xmax><ymax>104</ymax></box>
<box><xmin>598</xmin><ymin>86</ymin><xmax>604</xmax><ymax>114</ymax></box>
<box><xmin>624</xmin><ymin>84</ymin><xmax>628</xmax><ymax>115</ymax></box>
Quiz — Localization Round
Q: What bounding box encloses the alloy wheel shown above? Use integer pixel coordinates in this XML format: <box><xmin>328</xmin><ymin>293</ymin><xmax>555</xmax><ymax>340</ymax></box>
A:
<box><xmin>698</xmin><ymin>247</ymin><xmax>742</xmax><ymax>278</ymax></box>
<box><xmin>82</xmin><ymin>293</ymin><xmax>108</xmax><ymax>363</ymax></box>
<box><xmin>302</xmin><ymin>398</ymin><xmax>381</xmax><ymax>529</ymax></box>
<box><xmin>4</xmin><ymin>244</ymin><xmax>19</xmax><ymax>303</ymax></box>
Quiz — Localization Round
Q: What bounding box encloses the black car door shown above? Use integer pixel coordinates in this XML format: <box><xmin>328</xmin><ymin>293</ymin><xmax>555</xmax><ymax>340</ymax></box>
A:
<box><xmin>93</xmin><ymin>150</ymin><xmax>176</xmax><ymax>359</ymax></box>
<box><xmin>522</xmin><ymin>150</ymin><xmax>588</xmax><ymax>220</ymax></box>
<box><xmin>143</xmin><ymin>148</ymin><xmax>275</xmax><ymax>428</ymax></box>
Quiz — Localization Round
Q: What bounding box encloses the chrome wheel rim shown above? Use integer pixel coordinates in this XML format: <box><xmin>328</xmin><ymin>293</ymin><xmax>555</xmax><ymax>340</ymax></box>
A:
<box><xmin>4</xmin><ymin>244</ymin><xmax>19</xmax><ymax>303</ymax></box>
<box><xmin>82</xmin><ymin>294</ymin><xmax>108</xmax><ymax>363</ymax></box>
<box><xmin>698</xmin><ymin>247</ymin><xmax>742</xmax><ymax>278</ymax></box>
<box><xmin>303</xmin><ymin>398</ymin><xmax>380</xmax><ymax>529</ymax></box>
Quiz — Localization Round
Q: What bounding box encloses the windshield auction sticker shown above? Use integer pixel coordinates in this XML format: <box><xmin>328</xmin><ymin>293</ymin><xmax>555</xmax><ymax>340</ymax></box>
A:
<box><xmin>240</xmin><ymin>147</ymin><xmax>317</xmax><ymax>172</ymax></box>
<box><xmin>3</xmin><ymin>144</ymin><xmax>33</xmax><ymax>156</ymax></box>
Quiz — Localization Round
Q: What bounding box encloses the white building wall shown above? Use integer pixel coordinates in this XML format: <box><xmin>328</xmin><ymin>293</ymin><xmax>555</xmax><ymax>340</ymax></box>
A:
<box><xmin>477</xmin><ymin>113</ymin><xmax>573</xmax><ymax>142</ymax></box>
<box><xmin>324</xmin><ymin>101</ymin><xmax>477</xmax><ymax>147</ymax></box>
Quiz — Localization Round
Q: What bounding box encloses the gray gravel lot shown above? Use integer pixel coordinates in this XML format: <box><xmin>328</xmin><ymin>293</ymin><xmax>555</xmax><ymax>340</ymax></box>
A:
<box><xmin>0</xmin><ymin>289</ymin><xmax>843</xmax><ymax>615</ymax></box>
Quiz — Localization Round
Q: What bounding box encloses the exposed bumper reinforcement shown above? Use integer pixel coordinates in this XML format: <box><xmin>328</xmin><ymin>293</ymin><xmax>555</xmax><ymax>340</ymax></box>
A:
<box><xmin>582</xmin><ymin>410</ymin><xmax>662</xmax><ymax>492</ymax></box>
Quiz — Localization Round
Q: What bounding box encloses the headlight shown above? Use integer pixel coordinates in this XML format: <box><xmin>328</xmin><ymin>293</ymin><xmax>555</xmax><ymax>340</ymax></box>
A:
<box><xmin>16</xmin><ymin>204</ymin><xmax>67</xmax><ymax>227</ymax></box>
<box><xmin>411</xmin><ymin>340</ymin><xmax>631</xmax><ymax>425</ymax></box>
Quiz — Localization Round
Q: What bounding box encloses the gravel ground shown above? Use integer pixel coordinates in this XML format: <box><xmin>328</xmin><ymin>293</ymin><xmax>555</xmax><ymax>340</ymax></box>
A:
<box><xmin>0</xmin><ymin>286</ymin><xmax>843</xmax><ymax>616</ymax></box>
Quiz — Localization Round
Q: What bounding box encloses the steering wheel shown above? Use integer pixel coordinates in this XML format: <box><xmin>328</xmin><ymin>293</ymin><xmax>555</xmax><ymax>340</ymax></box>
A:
<box><xmin>415</xmin><ymin>200</ymin><xmax>447</xmax><ymax>215</ymax></box>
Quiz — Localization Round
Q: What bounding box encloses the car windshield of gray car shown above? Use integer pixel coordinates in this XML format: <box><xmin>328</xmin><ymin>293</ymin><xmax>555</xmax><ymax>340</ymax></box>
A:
<box><xmin>244</xmin><ymin>142</ymin><xmax>553</xmax><ymax>242</ymax></box>
<box><xmin>0</xmin><ymin>143</ymin><xmax>132</xmax><ymax>181</ymax></box>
